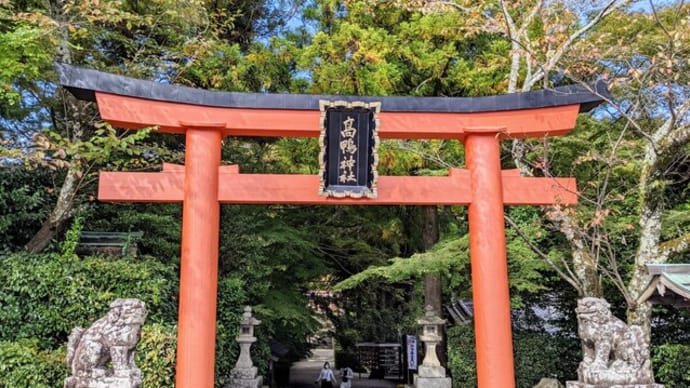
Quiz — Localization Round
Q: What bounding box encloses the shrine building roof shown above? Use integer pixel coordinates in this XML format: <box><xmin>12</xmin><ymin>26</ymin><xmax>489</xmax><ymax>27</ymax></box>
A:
<box><xmin>638</xmin><ymin>264</ymin><xmax>690</xmax><ymax>308</ymax></box>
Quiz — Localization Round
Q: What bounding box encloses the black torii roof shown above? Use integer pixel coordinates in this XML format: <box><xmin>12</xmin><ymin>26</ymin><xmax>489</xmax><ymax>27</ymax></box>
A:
<box><xmin>56</xmin><ymin>64</ymin><xmax>610</xmax><ymax>113</ymax></box>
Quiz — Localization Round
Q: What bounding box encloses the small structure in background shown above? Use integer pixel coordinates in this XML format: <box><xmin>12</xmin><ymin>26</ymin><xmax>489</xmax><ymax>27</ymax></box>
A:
<box><xmin>444</xmin><ymin>299</ymin><xmax>473</xmax><ymax>325</ymax></box>
<box><xmin>566</xmin><ymin>297</ymin><xmax>663</xmax><ymax>388</ymax></box>
<box><xmin>638</xmin><ymin>264</ymin><xmax>690</xmax><ymax>307</ymax></box>
<box><xmin>228</xmin><ymin>306</ymin><xmax>263</xmax><ymax>388</ymax></box>
<box><xmin>77</xmin><ymin>231</ymin><xmax>143</xmax><ymax>257</ymax></box>
<box><xmin>413</xmin><ymin>305</ymin><xmax>451</xmax><ymax>388</ymax></box>
<box><xmin>65</xmin><ymin>299</ymin><xmax>148</xmax><ymax>388</ymax></box>
<box><xmin>356</xmin><ymin>342</ymin><xmax>401</xmax><ymax>380</ymax></box>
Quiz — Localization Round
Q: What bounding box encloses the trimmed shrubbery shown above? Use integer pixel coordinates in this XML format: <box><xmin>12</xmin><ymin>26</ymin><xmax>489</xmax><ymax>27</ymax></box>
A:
<box><xmin>0</xmin><ymin>252</ymin><xmax>249</xmax><ymax>387</ymax></box>
<box><xmin>653</xmin><ymin>343</ymin><xmax>690</xmax><ymax>388</ymax></box>
<box><xmin>447</xmin><ymin>324</ymin><xmax>580</xmax><ymax>388</ymax></box>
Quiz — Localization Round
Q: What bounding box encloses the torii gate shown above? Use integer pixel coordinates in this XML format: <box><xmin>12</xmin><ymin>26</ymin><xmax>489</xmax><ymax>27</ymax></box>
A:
<box><xmin>57</xmin><ymin>64</ymin><xmax>607</xmax><ymax>388</ymax></box>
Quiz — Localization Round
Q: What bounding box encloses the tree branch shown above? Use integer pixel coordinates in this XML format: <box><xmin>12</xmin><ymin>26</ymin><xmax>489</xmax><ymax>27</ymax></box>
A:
<box><xmin>505</xmin><ymin>214</ymin><xmax>584</xmax><ymax>295</ymax></box>
<box><xmin>653</xmin><ymin>99</ymin><xmax>690</xmax><ymax>150</ymax></box>
<box><xmin>659</xmin><ymin>232</ymin><xmax>690</xmax><ymax>262</ymax></box>
<box><xmin>522</xmin><ymin>0</ymin><xmax>632</xmax><ymax>91</ymax></box>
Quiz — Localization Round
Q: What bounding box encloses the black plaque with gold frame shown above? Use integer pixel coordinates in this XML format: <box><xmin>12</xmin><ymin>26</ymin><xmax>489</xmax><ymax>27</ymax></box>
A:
<box><xmin>319</xmin><ymin>100</ymin><xmax>380</xmax><ymax>198</ymax></box>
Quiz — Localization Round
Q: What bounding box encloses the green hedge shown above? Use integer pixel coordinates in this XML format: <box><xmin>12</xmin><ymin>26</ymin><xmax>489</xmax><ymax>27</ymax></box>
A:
<box><xmin>447</xmin><ymin>325</ymin><xmax>580</xmax><ymax>388</ymax></box>
<box><xmin>138</xmin><ymin>323</ymin><xmax>178</xmax><ymax>388</ymax></box>
<box><xmin>0</xmin><ymin>253</ymin><xmax>255</xmax><ymax>387</ymax></box>
<box><xmin>449</xmin><ymin>326</ymin><xmax>690</xmax><ymax>388</ymax></box>
<box><xmin>653</xmin><ymin>343</ymin><xmax>690</xmax><ymax>387</ymax></box>
<box><xmin>0</xmin><ymin>253</ymin><xmax>179</xmax><ymax>348</ymax></box>
<box><xmin>0</xmin><ymin>326</ymin><xmax>179</xmax><ymax>388</ymax></box>
<box><xmin>0</xmin><ymin>339</ymin><xmax>66</xmax><ymax>388</ymax></box>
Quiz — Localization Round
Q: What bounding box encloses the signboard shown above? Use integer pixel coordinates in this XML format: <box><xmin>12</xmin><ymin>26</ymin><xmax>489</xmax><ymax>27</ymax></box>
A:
<box><xmin>319</xmin><ymin>100</ymin><xmax>380</xmax><ymax>198</ymax></box>
<box><xmin>406</xmin><ymin>335</ymin><xmax>418</xmax><ymax>370</ymax></box>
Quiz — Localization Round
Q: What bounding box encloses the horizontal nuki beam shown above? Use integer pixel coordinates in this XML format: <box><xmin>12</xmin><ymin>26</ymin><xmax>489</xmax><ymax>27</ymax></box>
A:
<box><xmin>98</xmin><ymin>164</ymin><xmax>577</xmax><ymax>206</ymax></box>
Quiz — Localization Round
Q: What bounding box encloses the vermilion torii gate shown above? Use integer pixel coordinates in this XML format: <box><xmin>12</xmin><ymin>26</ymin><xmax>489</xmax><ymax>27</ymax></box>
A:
<box><xmin>57</xmin><ymin>64</ymin><xmax>607</xmax><ymax>388</ymax></box>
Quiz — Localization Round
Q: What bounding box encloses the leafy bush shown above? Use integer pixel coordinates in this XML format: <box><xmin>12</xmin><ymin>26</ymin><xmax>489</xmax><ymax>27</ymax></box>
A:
<box><xmin>653</xmin><ymin>343</ymin><xmax>690</xmax><ymax>387</ymax></box>
<box><xmin>0</xmin><ymin>252</ymin><xmax>178</xmax><ymax>348</ymax></box>
<box><xmin>215</xmin><ymin>275</ymin><xmax>248</xmax><ymax>387</ymax></box>
<box><xmin>138</xmin><ymin>323</ymin><xmax>177</xmax><ymax>388</ymax></box>
<box><xmin>447</xmin><ymin>324</ymin><xmax>477</xmax><ymax>388</ymax></box>
<box><xmin>0</xmin><ymin>252</ymin><xmax>276</xmax><ymax>387</ymax></box>
<box><xmin>447</xmin><ymin>325</ymin><xmax>580</xmax><ymax>388</ymax></box>
<box><xmin>0</xmin><ymin>166</ymin><xmax>55</xmax><ymax>253</ymax></box>
<box><xmin>0</xmin><ymin>339</ymin><xmax>66</xmax><ymax>388</ymax></box>
<box><xmin>0</xmin><ymin>325</ymin><xmax>177</xmax><ymax>388</ymax></box>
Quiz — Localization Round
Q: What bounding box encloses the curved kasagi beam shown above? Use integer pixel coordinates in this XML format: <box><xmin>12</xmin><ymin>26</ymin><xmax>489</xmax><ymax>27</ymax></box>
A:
<box><xmin>57</xmin><ymin>63</ymin><xmax>609</xmax><ymax>112</ymax></box>
<box><xmin>55</xmin><ymin>64</ymin><xmax>609</xmax><ymax>139</ymax></box>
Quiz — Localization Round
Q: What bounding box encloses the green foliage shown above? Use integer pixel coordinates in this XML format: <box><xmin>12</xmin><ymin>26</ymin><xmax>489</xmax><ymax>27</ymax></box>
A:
<box><xmin>86</xmin><ymin>203</ymin><xmax>182</xmax><ymax>261</ymax></box>
<box><xmin>333</xmin><ymin>236</ymin><xmax>470</xmax><ymax>292</ymax></box>
<box><xmin>0</xmin><ymin>253</ymin><xmax>178</xmax><ymax>348</ymax></box>
<box><xmin>0</xmin><ymin>4</ymin><xmax>55</xmax><ymax>115</ymax></box>
<box><xmin>59</xmin><ymin>213</ymin><xmax>84</xmax><ymax>261</ymax></box>
<box><xmin>215</xmin><ymin>276</ymin><xmax>249</xmax><ymax>387</ymax></box>
<box><xmin>447</xmin><ymin>324</ymin><xmax>476</xmax><ymax>388</ymax></box>
<box><xmin>652</xmin><ymin>343</ymin><xmax>690</xmax><ymax>388</ymax></box>
<box><xmin>334</xmin><ymin>219</ymin><xmax>551</xmax><ymax>308</ymax></box>
<box><xmin>512</xmin><ymin>331</ymin><xmax>580</xmax><ymax>386</ymax></box>
<box><xmin>0</xmin><ymin>339</ymin><xmax>66</xmax><ymax>388</ymax></box>
<box><xmin>447</xmin><ymin>325</ymin><xmax>580</xmax><ymax>388</ymax></box>
<box><xmin>0</xmin><ymin>166</ymin><xmax>55</xmax><ymax>252</ymax></box>
<box><xmin>137</xmin><ymin>323</ymin><xmax>177</xmax><ymax>388</ymax></box>
<box><xmin>0</xmin><ymin>251</ymin><xmax>258</xmax><ymax>388</ymax></box>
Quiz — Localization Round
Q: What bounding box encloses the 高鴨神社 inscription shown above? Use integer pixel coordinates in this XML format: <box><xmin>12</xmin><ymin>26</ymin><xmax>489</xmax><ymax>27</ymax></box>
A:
<box><xmin>319</xmin><ymin>101</ymin><xmax>380</xmax><ymax>198</ymax></box>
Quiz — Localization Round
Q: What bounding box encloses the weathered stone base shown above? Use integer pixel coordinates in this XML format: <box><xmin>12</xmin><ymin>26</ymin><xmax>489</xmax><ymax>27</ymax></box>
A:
<box><xmin>413</xmin><ymin>375</ymin><xmax>452</xmax><ymax>388</ymax></box>
<box><xmin>565</xmin><ymin>382</ymin><xmax>664</xmax><ymax>388</ymax></box>
<box><xmin>64</xmin><ymin>375</ymin><xmax>141</xmax><ymax>388</ymax></box>
<box><xmin>227</xmin><ymin>367</ymin><xmax>263</xmax><ymax>388</ymax></box>
<box><xmin>227</xmin><ymin>376</ymin><xmax>263</xmax><ymax>388</ymax></box>
<box><xmin>417</xmin><ymin>365</ymin><xmax>446</xmax><ymax>378</ymax></box>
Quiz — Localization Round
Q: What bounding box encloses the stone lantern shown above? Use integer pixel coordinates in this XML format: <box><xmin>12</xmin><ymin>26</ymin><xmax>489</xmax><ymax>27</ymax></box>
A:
<box><xmin>414</xmin><ymin>305</ymin><xmax>451</xmax><ymax>388</ymax></box>
<box><xmin>228</xmin><ymin>306</ymin><xmax>263</xmax><ymax>388</ymax></box>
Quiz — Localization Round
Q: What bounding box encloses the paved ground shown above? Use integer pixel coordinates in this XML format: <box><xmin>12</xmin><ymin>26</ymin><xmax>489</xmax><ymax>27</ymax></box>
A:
<box><xmin>288</xmin><ymin>348</ymin><xmax>399</xmax><ymax>388</ymax></box>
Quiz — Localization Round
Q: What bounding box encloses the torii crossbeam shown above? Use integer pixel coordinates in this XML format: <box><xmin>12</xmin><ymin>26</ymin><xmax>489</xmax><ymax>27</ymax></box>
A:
<box><xmin>57</xmin><ymin>64</ymin><xmax>607</xmax><ymax>388</ymax></box>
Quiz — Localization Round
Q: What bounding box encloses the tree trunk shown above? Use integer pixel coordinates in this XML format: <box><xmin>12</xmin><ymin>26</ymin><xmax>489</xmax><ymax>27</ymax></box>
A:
<box><xmin>423</xmin><ymin>206</ymin><xmax>442</xmax><ymax>314</ymax></box>
<box><xmin>25</xmin><ymin>169</ymin><xmax>80</xmax><ymax>253</ymax></box>
<box><xmin>626</xmin><ymin>161</ymin><xmax>665</xmax><ymax>339</ymax></box>
<box><xmin>421</xmin><ymin>205</ymin><xmax>446</xmax><ymax>367</ymax></box>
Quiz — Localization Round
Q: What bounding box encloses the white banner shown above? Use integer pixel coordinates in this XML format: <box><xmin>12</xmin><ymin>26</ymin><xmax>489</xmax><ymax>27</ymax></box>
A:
<box><xmin>406</xmin><ymin>335</ymin><xmax>418</xmax><ymax>370</ymax></box>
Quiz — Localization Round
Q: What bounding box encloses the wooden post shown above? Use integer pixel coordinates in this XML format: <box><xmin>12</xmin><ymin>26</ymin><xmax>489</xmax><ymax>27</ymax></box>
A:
<box><xmin>465</xmin><ymin>128</ymin><xmax>516</xmax><ymax>388</ymax></box>
<box><xmin>176</xmin><ymin>125</ymin><xmax>223</xmax><ymax>388</ymax></box>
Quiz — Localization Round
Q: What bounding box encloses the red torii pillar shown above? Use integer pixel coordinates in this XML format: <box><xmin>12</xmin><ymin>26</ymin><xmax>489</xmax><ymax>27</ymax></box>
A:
<box><xmin>57</xmin><ymin>64</ymin><xmax>605</xmax><ymax>388</ymax></box>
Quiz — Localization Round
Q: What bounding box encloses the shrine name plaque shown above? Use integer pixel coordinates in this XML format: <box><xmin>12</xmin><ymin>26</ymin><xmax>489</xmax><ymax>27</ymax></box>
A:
<box><xmin>319</xmin><ymin>100</ymin><xmax>380</xmax><ymax>198</ymax></box>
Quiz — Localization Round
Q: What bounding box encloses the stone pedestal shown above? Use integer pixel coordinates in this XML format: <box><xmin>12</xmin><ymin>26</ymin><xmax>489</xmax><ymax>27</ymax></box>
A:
<box><xmin>229</xmin><ymin>367</ymin><xmax>263</xmax><ymax>388</ymax></box>
<box><xmin>566</xmin><ymin>383</ymin><xmax>664</xmax><ymax>388</ymax></box>
<box><xmin>64</xmin><ymin>375</ymin><xmax>141</xmax><ymax>388</ymax></box>
<box><xmin>413</xmin><ymin>306</ymin><xmax>451</xmax><ymax>388</ymax></box>
<box><xmin>414</xmin><ymin>365</ymin><xmax>452</xmax><ymax>388</ymax></box>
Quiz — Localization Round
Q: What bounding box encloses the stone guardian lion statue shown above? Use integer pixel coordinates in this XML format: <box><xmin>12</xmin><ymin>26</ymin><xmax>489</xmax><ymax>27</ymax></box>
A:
<box><xmin>567</xmin><ymin>297</ymin><xmax>662</xmax><ymax>387</ymax></box>
<box><xmin>64</xmin><ymin>298</ymin><xmax>147</xmax><ymax>388</ymax></box>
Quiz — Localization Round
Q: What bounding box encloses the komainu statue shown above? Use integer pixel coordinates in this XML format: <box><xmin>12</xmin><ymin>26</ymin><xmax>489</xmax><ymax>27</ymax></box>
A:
<box><xmin>566</xmin><ymin>297</ymin><xmax>663</xmax><ymax>388</ymax></box>
<box><xmin>64</xmin><ymin>299</ymin><xmax>148</xmax><ymax>388</ymax></box>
